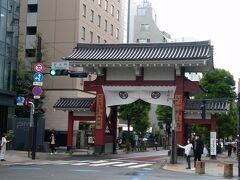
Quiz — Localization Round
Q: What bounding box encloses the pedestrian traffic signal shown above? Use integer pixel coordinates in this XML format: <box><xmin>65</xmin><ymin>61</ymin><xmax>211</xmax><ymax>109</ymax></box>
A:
<box><xmin>50</xmin><ymin>69</ymin><xmax>69</xmax><ymax>76</ymax></box>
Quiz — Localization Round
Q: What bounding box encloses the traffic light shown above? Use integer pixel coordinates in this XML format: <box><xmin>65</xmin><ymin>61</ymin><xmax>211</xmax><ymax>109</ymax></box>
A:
<box><xmin>69</xmin><ymin>72</ymin><xmax>88</xmax><ymax>78</ymax></box>
<box><xmin>50</xmin><ymin>69</ymin><xmax>69</xmax><ymax>76</ymax></box>
<box><xmin>201</xmin><ymin>100</ymin><xmax>206</xmax><ymax>119</ymax></box>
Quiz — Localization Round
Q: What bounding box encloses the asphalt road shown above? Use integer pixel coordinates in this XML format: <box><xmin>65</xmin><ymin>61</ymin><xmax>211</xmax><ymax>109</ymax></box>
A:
<box><xmin>0</xmin><ymin>164</ymin><xmax>230</xmax><ymax>180</ymax></box>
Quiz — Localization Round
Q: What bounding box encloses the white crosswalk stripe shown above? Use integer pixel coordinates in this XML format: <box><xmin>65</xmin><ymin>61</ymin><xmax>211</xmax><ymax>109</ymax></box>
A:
<box><xmin>6</xmin><ymin>159</ymin><xmax>153</xmax><ymax>169</ymax></box>
<box><xmin>127</xmin><ymin>163</ymin><xmax>152</xmax><ymax>168</ymax></box>
<box><xmin>113</xmin><ymin>162</ymin><xmax>138</xmax><ymax>167</ymax></box>
<box><xmin>89</xmin><ymin>161</ymin><xmax>122</xmax><ymax>166</ymax></box>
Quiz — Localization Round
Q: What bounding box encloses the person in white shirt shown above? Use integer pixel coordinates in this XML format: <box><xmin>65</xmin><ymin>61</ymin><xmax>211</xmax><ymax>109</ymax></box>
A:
<box><xmin>178</xmin><ymin>139</ymin><xmax>193</xmax><ymax>169</ymax></box>
<box><xmin>0</xmin><ymin>134</ymin><xmax>8</xmax><ymax>161</ymax></box>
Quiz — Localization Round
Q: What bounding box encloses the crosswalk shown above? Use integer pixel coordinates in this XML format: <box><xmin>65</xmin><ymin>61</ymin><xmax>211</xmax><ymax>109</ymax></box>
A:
<box><xmin>5</xmin><ymin>159</ymin><xmax>154</xmax><ymax>169</ymax></box>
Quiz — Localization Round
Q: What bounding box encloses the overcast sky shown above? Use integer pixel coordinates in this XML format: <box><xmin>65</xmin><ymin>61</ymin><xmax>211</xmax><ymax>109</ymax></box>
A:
<box><xmin>135</xmin><ymin>0</ymin><xmax>240</xmax><ymax>90</ymax></box>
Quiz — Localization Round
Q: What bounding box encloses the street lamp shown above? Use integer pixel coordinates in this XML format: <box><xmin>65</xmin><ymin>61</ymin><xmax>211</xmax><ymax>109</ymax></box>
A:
<box><xmin>237</xmin><ymin>99</ymin><xmax>240</xmax><ymax>177</ymax></box>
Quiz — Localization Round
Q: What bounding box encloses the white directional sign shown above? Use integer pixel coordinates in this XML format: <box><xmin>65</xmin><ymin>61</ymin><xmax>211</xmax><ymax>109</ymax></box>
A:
<box><xmin>51</xmin><ymin>61</ymin><xmax>69</xmax><ymax>70</ymax></box>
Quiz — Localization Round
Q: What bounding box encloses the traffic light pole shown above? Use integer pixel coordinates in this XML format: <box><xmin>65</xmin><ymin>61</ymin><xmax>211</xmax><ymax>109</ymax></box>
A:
<box><xmin>31</xmin><ymin>35</ymin><xmax>42</xmax><ymax>160</ymax></box>
<box><xmin>237</xmin><ymin>99</ymin><xmax>240</xmax><ymax>177</ymax></box>
<box><xmin>170</xmin><ymin>101</ymin><xmax>177</xmax><ymax>164</ymax></box>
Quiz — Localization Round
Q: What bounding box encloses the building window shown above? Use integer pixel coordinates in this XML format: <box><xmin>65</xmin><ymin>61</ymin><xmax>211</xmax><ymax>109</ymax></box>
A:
<box><xmin>98</xmin><ymin>0</ymin><xmax>101</xmax><ymax>6</ymax></box>
<box><xmin>137</xmin><ymin>8</ymin><xmax>146</xmax><ymax>16</ymax></box>
<box><xmin>91</xmin><ymin>10</ymin><xmax>94</xmax><ymax>22</ymax></box>
<box><xmin>137</xmin><ymin>38</ymin><xmax>150</xmax><ymax>43</ymax></box>
<box><xmin>110</xmin><ymin>5</ymin><xmax>114</xmax><ymax>16</ymax></box>
<box><xmin>104</xmin><ymin>0</ymin><xmax>108</xmax><ymax>11</ymax></box>
<box><xmin>26</xmin><ymin>26</ymin><xmax>37</xmax><ymax>35</ymax></box>
<box><xmin>116</xmin><ymin>28</ymin><xmax>119</xmax><ymax>39</ymax></box>
<box><xmin>25</xmin><ymin>49</ymin><xmax>36</xmax><ymax>57</ymax></box>
<box><xmin>83</xmin><ymin>4</ymin><xmax>86</xmax><ymax>17</ymax></box>
<box><xmin>90</xmin><ymin>31</ymin><xmax>93</xmax><ymax>43</ymax></box>
<box><xmin>104</xmin><ymin>19</ymin><xmax>107</xmax><ymax>32</ymax></box>
<box><xmin>97</xmin><ymin>35</ymin><xmax>100</xmax><ymax>43</ymax></box>
<box><xmin>140</xmin><ymin>24</ymin><xmax>150</xmax><ymax>31</ymax></box>
<box><xmin>28</xmin><ymin>4</ymin><xmax>37</xmax><ymax>13</ymax></box>
<box><xmin>82</xmin><ymin>27</ymin><xmax>85</xmax><ymax>40</ymax></box>
<box><xmin>110</xmin><ymin>24</ymin><xmax>113</xmax><ymax>36</ymax></box>
<box><xmin>116</xmin><ymin>10</ymin><xmax>120</xmax><ymax>20</ymax></box>
<box><xmin>98</xmin><ymin>15</ymin><xmax>101</xmax><ymax>27</ymax></box>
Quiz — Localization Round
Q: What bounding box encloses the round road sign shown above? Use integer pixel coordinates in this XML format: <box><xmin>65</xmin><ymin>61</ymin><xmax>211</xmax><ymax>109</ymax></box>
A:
<box><xmin>32</xmin><ymin>86</ymin><xmax>43</xmax><ymax>96</ymax></box>
<box><xmin>34</xmin><ymin>63</ymin><xmax>45</xmax><ymax>73</ymax></box>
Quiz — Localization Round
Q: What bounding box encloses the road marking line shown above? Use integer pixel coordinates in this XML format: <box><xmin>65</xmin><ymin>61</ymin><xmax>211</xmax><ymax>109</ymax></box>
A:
<box><xmin>90</xmin><ymin>162</ymin><xmax>122</xmax><ymax>166</ymax></box>
<box><xmin>113</xmin><ymin>162</ymin><xmax>138</xmax><ymax>167</ymax></box>
<box><xmin>128</xmin><ymin>163</ymin><xmax>152</xmax><ymax>168</ymax></box>
<box><xmin>71</xmin><ymin>162</ymin><xmax>89</xmax><ymax>166</ymax></box>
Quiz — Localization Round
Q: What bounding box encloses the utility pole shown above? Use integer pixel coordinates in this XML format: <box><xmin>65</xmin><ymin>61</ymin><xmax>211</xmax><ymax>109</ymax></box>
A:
<box><xmin>32</xmin><ymin>35</ymin><xmax>42</xmax><ymax>160</ymax></box>
<box><xmin>237</xmin><ymin>98</ymin><xmax>240</xmax><ymax>177</ymax></box>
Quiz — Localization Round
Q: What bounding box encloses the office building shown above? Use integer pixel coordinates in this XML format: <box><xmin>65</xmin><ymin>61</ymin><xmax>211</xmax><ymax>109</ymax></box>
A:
<box><xmin>0</xmin><ymin>0</ymin><xmax>20</xmax><ymax>136</ymax></box>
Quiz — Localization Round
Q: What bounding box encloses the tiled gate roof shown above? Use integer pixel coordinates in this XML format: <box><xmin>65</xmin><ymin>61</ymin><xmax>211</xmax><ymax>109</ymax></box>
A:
<box><xmin>53</xmin><ymin>98</ymin><xmax>94</xmax><ymax>110</ymax></box>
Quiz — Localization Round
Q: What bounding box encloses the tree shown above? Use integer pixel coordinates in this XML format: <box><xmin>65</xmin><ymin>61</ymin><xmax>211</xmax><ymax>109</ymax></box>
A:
<box><xmin>155</xmin><ymin>105</ymin><xmax>172</xmax><ymax>133</ymax></box>
<box><xmin>197</xmin><ymin>68</ymin><xmax>237</xmax><ymax>139</ymax></box>
<box><xmin>118</xmin><ymin>100</ymin><xmax>151</xmax><ymax>137</ymax></box>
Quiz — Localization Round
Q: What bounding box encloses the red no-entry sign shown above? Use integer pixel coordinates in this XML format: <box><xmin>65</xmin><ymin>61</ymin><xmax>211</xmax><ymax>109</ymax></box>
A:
<box><xmin>34</xmin><ymin>63</ymin><xmax>45</xmax><ymax>73</ymax></box>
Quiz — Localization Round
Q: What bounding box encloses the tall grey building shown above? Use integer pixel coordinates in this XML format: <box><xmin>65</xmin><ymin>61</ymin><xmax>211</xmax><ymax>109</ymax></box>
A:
<box><xmin>0</xmin><ymin>0</ymin><xmax>20</xmax><ymax>136</ymax></box>
<box><xmin>133</xmin><ymin>0</ymin><xmax>171</xmax><ymax>43</ymax></box>
<box><xmin>19</xmin><ymin>0</ymin><xmax>123</xmax><ymax>146</ymax></box>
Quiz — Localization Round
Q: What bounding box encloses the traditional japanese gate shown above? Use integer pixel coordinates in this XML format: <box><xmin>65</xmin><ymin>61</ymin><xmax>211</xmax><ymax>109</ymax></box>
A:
<box><xmin>54</xmin><ymin>41</ymin><xmax>229</xmax><ymax>155</ymax></box>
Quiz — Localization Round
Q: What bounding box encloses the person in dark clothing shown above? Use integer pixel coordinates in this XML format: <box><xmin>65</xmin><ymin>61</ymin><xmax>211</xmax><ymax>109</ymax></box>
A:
<box><xmin>49</xmin><ymin>132</ymin><xmax>57</xmax><ymax>154</ymax></box>
<box><xmin>193</xmin><ymin>135</ymin><xmax>204</xmax><ymax>168</ymax></box>
<box><xmin>227</xmin><ymin>141</ymin><xmax>233</xmax><ymax>157</ymax></box>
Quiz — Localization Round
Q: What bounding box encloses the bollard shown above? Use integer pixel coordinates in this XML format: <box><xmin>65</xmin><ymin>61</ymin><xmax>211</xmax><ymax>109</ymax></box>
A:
<box><xmin>195</xmin><ymin>161</ymin><xmax>205</xmax><ymax>174</ymax></box>
<box><xmin>224</xmin><ymin>163</ymin><xmax>233</xmax><ymax>177</ymax></box>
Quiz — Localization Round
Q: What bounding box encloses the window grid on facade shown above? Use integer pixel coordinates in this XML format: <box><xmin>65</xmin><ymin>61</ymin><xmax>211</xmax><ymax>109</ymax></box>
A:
<box><xmin>97</xmin><ymin>35</ymin><xmax>100</xmax><ymax>43</ymax></box>
<box><xmin>98</xmin><ymin>15</ymin><xmax>101</xmax><ymax>27</ymax></box>
<box><xmin>82</xmin><ymin>27</ymin><xmax>85</xmax><ymax>40</ymax></box>
<box><xmin>91</xmin><ymin>10</ymin><xmax>94</xmax><ymax>22</ymax></box>
<box><xmin>110</xmin><ymin>5</ymin><xmax>114</xmax><ymax>16</ymax></box>
<box><xmin>116</xmin><ymin>10</ymin><xmax>120</xmax><ymax>20</ymax></box>
<box><xmin>104</xmin><ymin>19</ymin><xmax>107</xmax><ymax>32</ymax></box>
<box><xmin>140</xmin><ymin>24</ymin><xmax>150</xmax><ymax>31</ymax></box>
<box><xmin>98</xmin><ymin>0</ymin><xmax>101</xmax><ymax>6</ymax></box>
<box><xmin>104</xmin><ymin>0</ymin><xmax>108</xmax><ymax>11</ymax></box>
<box><xmin>90</xmin><ymin>31</ymin><xmax>93</xmax><ymax>43</ymax></box>
<box><xmin>110</xmin><ymin>24</ymin><xmax>113</xmax><ymax>36</ymax></box>
<box><xmin>116</xmin><ymin>28</ymin><xmax>119</xmax><ymax>39</ymax></box>
<box><xmin>83</xmin><ymin>4</ymin><xmax>86</xmax><ymax>17</ymax></box>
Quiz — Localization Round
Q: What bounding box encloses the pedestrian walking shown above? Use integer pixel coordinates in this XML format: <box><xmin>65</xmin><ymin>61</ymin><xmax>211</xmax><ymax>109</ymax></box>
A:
<box><xmin>154</xmin><ymin>137</ymin><xmax>158</xmax><ymax>151</ymax></box>
<box><xmin>49</xmin><ymin>132</ymin><xmax>57</xmax><ymax>155</ymax></box>
<box><xmin>193</xmin><ymin>135</ymin><xmax>204</xmax><ymax>168</ymax></box>
<box><xmin>1</xmin><ymin>133</ymin><xmax>9</xmax><ymax>161</ymax></box>
<box><xmin>178</xmin><ymin>139</ymin><xmax>193</xmax><ymax>169</ymax></box>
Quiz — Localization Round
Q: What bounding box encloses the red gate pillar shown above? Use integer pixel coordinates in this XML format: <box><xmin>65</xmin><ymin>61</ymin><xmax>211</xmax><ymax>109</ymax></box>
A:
<box><xmin>94</xmin><ymin>91</ymin><xmax>106</xmax><ymax>154</ymax></box>
<box><xmin>67</xmin><ymin>111</ymin><xmax>74</xmax><ymax>151</ymax></box>
<box><xmin>175</xmin><ymin>76</ymin><xmax>184</xmax><ymax>145</ymax></box>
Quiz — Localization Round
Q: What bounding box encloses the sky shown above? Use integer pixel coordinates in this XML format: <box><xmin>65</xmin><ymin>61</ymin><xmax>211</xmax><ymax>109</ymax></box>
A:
<box><xmin>135</xmin><ymin>0</ymin><xmax>240</xmax><ymax>91</ymax></box>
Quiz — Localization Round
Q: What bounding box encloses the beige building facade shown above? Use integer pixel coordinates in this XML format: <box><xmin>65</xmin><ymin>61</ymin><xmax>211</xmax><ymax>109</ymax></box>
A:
<box><xmin>19</xmin><ymin>0</ymin><xmax>123</xmax><ymax>145</ymax></box>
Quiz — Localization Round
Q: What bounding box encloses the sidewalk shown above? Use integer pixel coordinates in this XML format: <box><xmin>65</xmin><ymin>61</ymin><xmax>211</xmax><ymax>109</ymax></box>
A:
<box><xmin>163</xmin><ymin>151</ymin><xmax>239</xmax><ymax>177</ymax></box>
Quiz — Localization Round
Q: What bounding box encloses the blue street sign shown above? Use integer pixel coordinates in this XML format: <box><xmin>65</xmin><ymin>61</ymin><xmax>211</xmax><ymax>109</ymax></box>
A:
<box><xmin>16</xmin><ymin>96</ymin><xmax>25</xmax><ymax>105</ymax></box>
<box><xmin>33</xmin><ymin>73</ymin><xmax>44</xmax><ymax>82</ymax></box>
